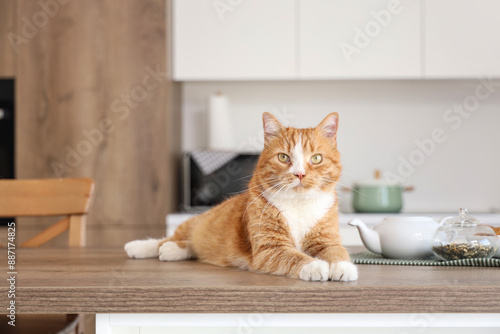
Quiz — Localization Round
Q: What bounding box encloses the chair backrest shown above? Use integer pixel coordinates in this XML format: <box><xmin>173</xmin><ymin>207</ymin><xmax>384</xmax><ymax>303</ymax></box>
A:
<box><xmin>0</xmin><ymin>178</ymin><xmax>95</xmax><ymax>247</ymax></box>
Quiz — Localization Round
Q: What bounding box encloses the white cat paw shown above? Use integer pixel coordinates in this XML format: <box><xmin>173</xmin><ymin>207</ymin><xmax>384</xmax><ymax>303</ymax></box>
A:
<box><xmin>158</xmin><ymin>241</ymin><xmax>192</xmax><ymax>262</ymax></box>
<box><xmin>124</xmin><ymin>239</ymin><xmax>159</xmax><ymax>259</ymax></box>
<box><xmin>329</xmin><ymin>261</ymin><xmax>358</xmax><ymax>282</ymax></box>
<box><xmin>299</xmin><ymin>260</ymin><xmax>329</xmax><ymax>281</ymax></box>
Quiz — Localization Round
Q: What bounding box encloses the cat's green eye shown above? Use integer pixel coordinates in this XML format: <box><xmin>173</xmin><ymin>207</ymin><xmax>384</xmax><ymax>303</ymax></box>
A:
<box><xmin>311</xmin><ymin>154</ymin><xmax>323</xmax><ymax>164</ymax></box>
<box><xmin>278</xmin><ymin>153</ymin><xmax>290</xmax><ymax>163</ymax></box>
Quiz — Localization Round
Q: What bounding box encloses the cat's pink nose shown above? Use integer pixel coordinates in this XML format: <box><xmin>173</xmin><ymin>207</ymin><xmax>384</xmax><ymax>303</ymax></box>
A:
<box><xmin>295</xmin><ymin>173</ymin><xmax>305</xmax><ymax>181</ymax></box>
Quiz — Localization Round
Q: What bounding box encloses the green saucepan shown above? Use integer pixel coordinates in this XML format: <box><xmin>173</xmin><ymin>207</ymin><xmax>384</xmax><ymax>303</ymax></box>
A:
<box><xmin>348</xmin><ymin>170</ymin><xmax>414</xmax><ymax>213</ymax></box>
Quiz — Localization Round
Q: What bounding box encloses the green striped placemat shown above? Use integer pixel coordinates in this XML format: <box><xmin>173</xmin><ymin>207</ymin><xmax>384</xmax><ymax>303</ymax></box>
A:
<box><xmin>351</xmin><ymin>252</ymin><xmax>500</xmax><ymax>267</ymax></box>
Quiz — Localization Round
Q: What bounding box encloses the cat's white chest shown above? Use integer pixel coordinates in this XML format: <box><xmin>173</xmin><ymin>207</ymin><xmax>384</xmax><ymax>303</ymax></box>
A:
<box><xmin>265</xmin><ymin>190</ymin><xmax>335</xmax><ymax>249</ymax></box>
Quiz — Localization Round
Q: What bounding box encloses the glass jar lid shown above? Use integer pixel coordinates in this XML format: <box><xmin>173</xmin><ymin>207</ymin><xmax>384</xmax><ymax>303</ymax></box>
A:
<box><xmin>441</xmin><ymin>208</ymin><xmax>481</xmax><ymax>227</ymax></box>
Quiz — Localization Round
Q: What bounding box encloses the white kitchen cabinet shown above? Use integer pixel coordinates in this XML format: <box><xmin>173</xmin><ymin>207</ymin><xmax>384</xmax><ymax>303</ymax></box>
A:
<box><xmin>98</xmin><ymin>314</ymin><xmax>500</xmax><ymax>334</ymax></box>
<box><xmin>173</xmin><ymin>0</ymin><xmax>296</xmax><ymax>80</ymax></box>
<box><xmin>174</xmin><ymin>0</ymin><xmax>500</xmax><ymax>80</ymax></box>
<box><xmin>424</xmin><ymin>0</ymin><xmax>500</xmax><ymax>78</ymax></box>
<box><xmin>299</xmin><ymin>0</ymin><xmax>421</xmax><ymax>79</ymax></box>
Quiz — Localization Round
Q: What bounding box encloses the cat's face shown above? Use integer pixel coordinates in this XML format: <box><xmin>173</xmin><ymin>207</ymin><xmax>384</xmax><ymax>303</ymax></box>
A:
<box><xmin>255</xmin><ymin>113</ymin><xmax>341</xmax><ymax>195</ymax></box>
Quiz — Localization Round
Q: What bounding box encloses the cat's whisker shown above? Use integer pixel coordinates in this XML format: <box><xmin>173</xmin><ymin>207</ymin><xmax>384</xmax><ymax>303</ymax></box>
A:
<box><xmin>313</xmin><ymin>183</ymin><xmax>335</xmax><ymax>191</ymax></box>
<box><xmin>243</xmin><ymin>192</ymin><xmax>267</xmax><ymax>220</ymax></box>
<box><xmin>228</xmin><ymin>178</ymin><xmax>282</xmax><ymax>195</ymax></box>
<box><xmin>316</xmin><ymin>175</ymin><xmax>336</xmax><ymax>182</ymax></box>
<box><xmin>233</xmin><ymin>174</ymin><xmax>255</xmax><ymax>182</ymax></box>
<box><xmin>248</xmin><ymin>191</ymin><xmax>280</xmax><ymax>224</ymax></box>
<box><xmin>242</xmin><ymin>182</ymin><xmax>283</xmax><ymax>218</ymax></box>
<box><xmin>315</xmin><ymin>177</ymin><xmax>338</xmax><ymax>190</ymax></box>
<box><xmin>252</xmin><ymin>177</ymin><xmax>285</xmax><ymax>189</ymax></box>
<box><xmin>316</xmin><ymin>178</ymin><xmax>336</xmax><ymax>184</ymax></box>
<box><xmin>233</xmin><ymin>170</ymin><xmax>271</xmax><ymax>182</ymax></box>
<box><xmin>283</xmin><ymin>184</ymin><xmax>292</xmax><ymax>198</ymax></box>
<box><xmin>257</xmin><ymin>183</ymin><xmax>288</xmax><ymax>228</ymax></box>
<box><xmin>246</xmin><ymin>182</ymin><xmax>284</xmax><ymax>224</ymax></box>
<box><xmin>334</xmin><ymin>181</ymin><xmax>354</xmax><ymax>189</ymax></box>
<box><xmin>313</xmin><ymin>185</ymin><xmax>323</xmax><ymax>193</ymax></box>
<box><xmin>335</xmin><ymin>181</ymin><xmax>370</xmax><ymax>198</ymax></box>
<box><xmin>340</xmin><ymin>170</ymin><xmax>361</xmax><ymax>179</ymax></box>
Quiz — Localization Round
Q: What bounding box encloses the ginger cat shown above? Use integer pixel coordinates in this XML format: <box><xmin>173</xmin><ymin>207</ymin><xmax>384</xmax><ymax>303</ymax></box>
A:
<box><xmin>125</xmin><ymin>112</ymin><xmax>358</xmax><ymax>281</ymax></box>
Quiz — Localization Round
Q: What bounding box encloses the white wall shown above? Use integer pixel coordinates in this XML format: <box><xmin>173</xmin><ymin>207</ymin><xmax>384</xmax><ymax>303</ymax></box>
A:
<box><xmin>181</xmin><ymin>80</ymin><xmax>500</xmax><ymax>213</ymax></box>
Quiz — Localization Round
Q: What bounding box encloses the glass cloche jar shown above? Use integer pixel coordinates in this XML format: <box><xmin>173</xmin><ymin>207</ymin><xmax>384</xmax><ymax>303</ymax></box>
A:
<box><xmin>432</xmin><ymin>208</ymin><xmax>499</xmax><ymax>261</ymax></box>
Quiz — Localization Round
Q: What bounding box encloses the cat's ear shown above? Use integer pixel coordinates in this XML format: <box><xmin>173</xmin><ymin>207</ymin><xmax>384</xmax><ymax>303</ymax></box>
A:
<box><xmin>316</xmin><ymin>113</ymin><xmax>339</xmax><ymax>145</ymax></box>
<box><xmin>262</xmin><ymin>112</ymin><xmax>284</xmax><ymax>144</ymax></box>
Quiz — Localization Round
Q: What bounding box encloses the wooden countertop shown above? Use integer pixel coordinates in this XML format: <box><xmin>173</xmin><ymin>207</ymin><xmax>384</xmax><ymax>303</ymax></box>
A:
<box><xmin>2</xmin><ymin>248</ymin><xmax>499</xmax><ymax>314</ymax></box>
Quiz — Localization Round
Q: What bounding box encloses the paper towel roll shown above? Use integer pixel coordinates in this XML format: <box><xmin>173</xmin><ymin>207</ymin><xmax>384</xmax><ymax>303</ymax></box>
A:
<box><xmin>207</xmin><ymin>92</ymin><xmax>234</xmax><ymax>150</ymax></box>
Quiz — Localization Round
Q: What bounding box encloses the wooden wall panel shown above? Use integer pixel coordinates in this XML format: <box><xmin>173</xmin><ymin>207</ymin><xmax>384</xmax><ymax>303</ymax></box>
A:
<box><xmin>0</xmin><ymin>0</ymin><xmax>16</xmax><ymax>77</ymax></box>
<box><xmin>16</xmin><ymin>0</ymin><xmax>180</xmax><ymax>246</ymax></box>
<box><xmin>166</xmin><ymin>0</ymin><xmax>182</xmax><ymax>215</ymax></box>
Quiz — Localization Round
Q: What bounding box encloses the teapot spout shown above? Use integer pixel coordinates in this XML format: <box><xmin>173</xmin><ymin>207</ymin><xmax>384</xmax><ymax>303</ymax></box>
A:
<box><xmin>348</xmin><ymin>218</ymin><xmax>382</xmax><ymax>254</ymax></box>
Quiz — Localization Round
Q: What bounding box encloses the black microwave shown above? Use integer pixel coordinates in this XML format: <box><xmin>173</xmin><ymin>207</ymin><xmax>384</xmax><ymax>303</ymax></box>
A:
<box><xmin>0</xmin><ymin>102</ymin><xmax>14</xmax><ymax>180</ymax></box>
<box><xmin>0</xmin><ymin>79</ymin><xmax>14</xmax><ymax>180</ymax></box>
<box><xmin>182</xmin><ymin>150</ymin><xmax>259</xmax><ymax>211</ymax></box>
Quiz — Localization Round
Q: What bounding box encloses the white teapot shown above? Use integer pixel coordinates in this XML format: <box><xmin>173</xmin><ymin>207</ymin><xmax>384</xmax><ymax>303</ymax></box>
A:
<box><xmin>348</xmin><ymin>217</ymin><xmax>440</xmax><ymax>259</ymax></box>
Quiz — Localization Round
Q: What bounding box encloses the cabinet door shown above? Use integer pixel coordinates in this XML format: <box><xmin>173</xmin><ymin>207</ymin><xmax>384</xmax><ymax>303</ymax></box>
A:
<box><xmin>425</xmin><ymin>0</ymin><xmax>500</xmax><ymax>78</ymax></box>
<box><xmin>173</xmin><ymin>0</ymin><xmax>295</xmax><ymax>80</ymax></box>
<box><xmin>299</xmin><ymin>0</ymin><xmax>421</xmax><ymax>79</ymax></box>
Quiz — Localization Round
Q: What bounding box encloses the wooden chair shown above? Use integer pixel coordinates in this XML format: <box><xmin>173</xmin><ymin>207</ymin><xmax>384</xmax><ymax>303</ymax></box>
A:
<box><xmin>0</xmin><ymin>178</ymin><xmax>95</xmax><ymax>334</ymax></box>
<box><xmin>0</xmin><ymin>178</ymin><xmax>95</xmax><ymax>247</ymax></box>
